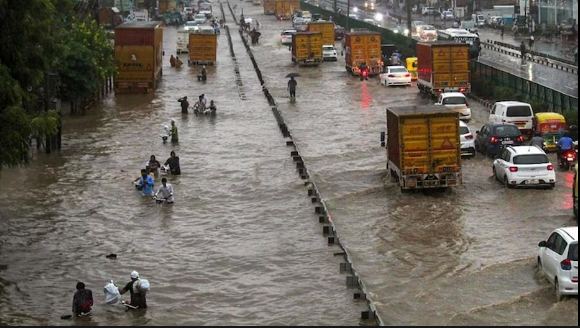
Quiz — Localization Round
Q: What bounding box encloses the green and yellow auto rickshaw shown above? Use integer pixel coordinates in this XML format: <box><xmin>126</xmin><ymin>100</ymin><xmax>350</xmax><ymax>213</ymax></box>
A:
<box><xmin>533</xmin><ymin>112</ymin><xmax>567</xmax><ymax>152</ymax></box>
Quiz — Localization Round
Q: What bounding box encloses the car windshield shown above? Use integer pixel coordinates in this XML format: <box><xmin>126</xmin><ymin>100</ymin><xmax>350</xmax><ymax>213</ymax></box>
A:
<box><xmin>323</xmin><ymin>46</ymin><xmax>334</xmax><ymax>50</ymax></box>
<box><xmin>506</xmin><ymin>105</ymin><xmax>532</xmax><ymax>117</ymax></box>
<box><xmin>422</xmin><ymin>26</ymin><xmax>436</xmax><ymax>30</ymax></box>
<box><xmin>569</xmin><ymin>243</ymin><xmax>578</xmax><ymax>261</ymax></box>
<box><xmin>282</xmin><ymin>31</ymin><xmax>295</xmax><ymax>35</ymax></box>
<box><xmin>460</xmin><ymin>126</ymin><xmax>470</xmax><ymax>135</ymax></box>
<box><xmin>493</xmin><ymin>125</ymin><xmax>521</xmax><ymax>137</ymax></box>
<box><xmin>390</xmin><ymin>68</ymin><xmax>408</xmax><ymax>73</ymax></box>
<box><xmin>513</xmin><ymin>154</ymin><xmax>549</xmax><ymax>164</ymax></box>
<box><xmin>443</xmin><ymin>96</ymin><xmax>466</xmax><ymax>105</ymax></box>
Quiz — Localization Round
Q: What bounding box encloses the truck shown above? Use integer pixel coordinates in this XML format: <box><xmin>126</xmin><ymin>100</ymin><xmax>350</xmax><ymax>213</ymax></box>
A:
<box><xmin>381</xmin><ymin>105</ymin><xmax>462</xmax><ymax>192</ymax></box>
<box><xmin>188</xmin><ymin>33</ymin><xmax>218</xmax><ymax>66</ymax></box>
<box><xmin>275</xmin><ymin>0</ymin><xmax>300</xmax><ymax>20</ymax></box>
<box><xmin>307</xmin><ymin>21</ymin><xmax>335</xmax><ymax>46</ymax></box>
<box><xmin>343</xmin><ymin>30</ymin><xmax>381</xmax><ymax>76</ymax></box>
<box><xmin>291</xmin><ymin>32</ymin><xmax>323</xmax><ymax>66</ymax></box>
<box><xmin>263</xmin><ymin>0</ymin><xmax>276</xmax><ymax>15</ymax></box>
<box><xmin>416</xmin><ymin>41</ymin><xmax>471</xmax><ymax>98</ymax></box>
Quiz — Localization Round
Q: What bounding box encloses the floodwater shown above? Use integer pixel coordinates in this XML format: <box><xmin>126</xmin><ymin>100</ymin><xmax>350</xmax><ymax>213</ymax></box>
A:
<box><xmin>0</xmin><ymin>1</ymin><xmax>577</xmax><ymax>326</ymax></box>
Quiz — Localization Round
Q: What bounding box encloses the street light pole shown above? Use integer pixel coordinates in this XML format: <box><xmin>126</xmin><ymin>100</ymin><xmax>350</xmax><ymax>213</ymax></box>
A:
<box><xmin>346</xmin><ymin>0</ymin><xmax>350</xmax><ymax>30</ymax></box>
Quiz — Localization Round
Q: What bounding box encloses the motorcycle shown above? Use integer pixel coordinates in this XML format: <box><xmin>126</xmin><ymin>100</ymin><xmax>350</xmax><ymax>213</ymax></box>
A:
<box><xmin>159</xmin><ymin>125</ymin><xmax>170</xmax><ymax>143</ymax></box>
<box><xmin>360</xmin><ymin>68</ymin><xmax>369</xmax><ymax>81</ymax></box>
<box><xmin>160</xmin><ymin>164</ymin><xmax>171</xmax><ymax>175</ymax></box>
<box><xmin>558</xmin><ymin>149</ymin><xmax>577</xmax><ymax>171</ymax></box>
<box><xmin>197</xmin><ymin>72</ymin><xmax>207</xmax><ymax>82</ymax></box>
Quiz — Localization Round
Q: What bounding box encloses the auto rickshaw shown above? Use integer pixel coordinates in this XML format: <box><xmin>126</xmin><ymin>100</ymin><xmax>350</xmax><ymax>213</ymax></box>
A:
<box><xmin>406</xmin><ymin>57</ymin><xmax>418</xmax><ymax>81</ymax></box>
<box><xmin>533</xmin><ymin>112</ymin><xmax>567</xmax><ymax>152</ymax></box>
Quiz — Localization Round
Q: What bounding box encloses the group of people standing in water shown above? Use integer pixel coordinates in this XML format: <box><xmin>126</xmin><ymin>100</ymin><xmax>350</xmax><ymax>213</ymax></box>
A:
<box><xmin>134</xmin><ymin>151</ymin><xmax>181</xmax><ymax>203</ymax></box>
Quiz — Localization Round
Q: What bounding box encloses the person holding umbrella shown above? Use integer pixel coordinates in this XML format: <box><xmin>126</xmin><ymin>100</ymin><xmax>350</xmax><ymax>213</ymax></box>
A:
<box><xmin>286</xmin><ymin>73</ymin><xmax>299</xmax><ymax>100</ymax></box>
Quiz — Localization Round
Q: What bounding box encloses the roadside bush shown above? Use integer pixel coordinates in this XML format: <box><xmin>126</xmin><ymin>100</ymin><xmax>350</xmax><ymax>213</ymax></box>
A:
<box><xmin>492</xmin><ymin>86</ymin><xmax>514</xmax><ymax>102</ymax></box>
<box><xmin>562</xmin><ymin>110</ymin><xmax>578</xmax><ymax>127</ymax></box>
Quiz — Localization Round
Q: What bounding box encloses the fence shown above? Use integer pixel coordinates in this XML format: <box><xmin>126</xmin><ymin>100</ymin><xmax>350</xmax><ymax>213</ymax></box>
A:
<box><xmin>471</xmin><ymin>60</ymin><xmax>578</xmax><ymax>112</ymax></box>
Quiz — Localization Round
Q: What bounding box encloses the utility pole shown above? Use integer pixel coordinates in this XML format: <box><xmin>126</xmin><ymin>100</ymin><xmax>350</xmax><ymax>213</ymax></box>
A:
<box><xmin>346</xmin><ymin>0</ymin><xmax>350</xmax><ymax>30</ymax></box>
<box><xmin>406</xmin><ymin>0</ymin><xmax>411</xmax><ymax>39</ymax></box>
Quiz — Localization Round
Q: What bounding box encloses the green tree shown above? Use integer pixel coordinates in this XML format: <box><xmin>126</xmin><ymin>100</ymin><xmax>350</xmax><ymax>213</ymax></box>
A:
<box><xmin>56</xmin><ymin>18</ymin><xmax>116</xmax><ymax>105</ymax></box>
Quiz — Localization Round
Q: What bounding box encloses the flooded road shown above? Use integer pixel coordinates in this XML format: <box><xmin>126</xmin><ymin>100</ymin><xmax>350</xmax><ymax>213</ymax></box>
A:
<box><xmin>0</xmin><ymin>1</ymin><xmax>577</xmax><ymax>326</ymax></box>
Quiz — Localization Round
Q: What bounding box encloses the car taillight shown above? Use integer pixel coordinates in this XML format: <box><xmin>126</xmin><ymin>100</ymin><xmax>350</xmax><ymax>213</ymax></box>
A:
<box><xmin>547</xmin><ymin>164</ymin><xmax>554</xmax><ymax>171</ymax></box>
<box><xmin>516</xmin><ymin>136</ymin><xmax>524</xmax><ymax>143</ymax></box>
<box><xmin>509</xmin><ymin>167</ymin><xmax>518</xmax><ymax>172</ymax></box>
<box><xmin>387</xmin><ymin>74</ymin><xmax>395</xmax><ymax>78</ymax></box>
<box><xmin>465</xmin><ymin>134</ymin><xmax>473</xmax><ymax>140</ymax></box>
<box><xmin>459</xmin><ymin>87</ymin><xmax>467</xmax><ymax>92</ymax></box>
<box><xmin>490</xmin><ymin>136</ymin><xmax>499</xmax><ymax>144</ymax></box>
<box><xmin>561</xmin><ymin>259</ymin><xmax>572</xmax><ymax>270</ymax></box>
<box><xmin>405</xmin><ymin>74</ymin><xmax>410</xmax><ymax>77</ymax></box>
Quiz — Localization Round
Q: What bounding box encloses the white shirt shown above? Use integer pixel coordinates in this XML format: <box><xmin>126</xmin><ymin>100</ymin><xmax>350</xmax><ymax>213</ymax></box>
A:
<box><xmin>155</xmin><ymin>183</ymin><xmax>174</xmax><ymax>203</ymax></box>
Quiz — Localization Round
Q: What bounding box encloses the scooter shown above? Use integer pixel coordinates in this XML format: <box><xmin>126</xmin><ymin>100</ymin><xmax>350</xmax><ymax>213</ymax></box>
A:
<box><xmin>360</xmin><ymin>68</ymin><xmax>369</xmax><ymax>81</ymax></box>
<box><xmin>160</xmin><ymin>125</ymin><xmax>170</xmax><ymax>143</ymax></box>
<box><xmin>197</xmin><ymin>73</ymin><xmax>207</xmax><ymax>81</ymax></box>
<box><xmin>558</xmin><ymin>149</ymin><xmax>577</xmax><ymax>171</ymax></box>
<box><xmin>160</xmin><ymin>164</ymin><xmax>171</xmax><ymax>175</ymax></box>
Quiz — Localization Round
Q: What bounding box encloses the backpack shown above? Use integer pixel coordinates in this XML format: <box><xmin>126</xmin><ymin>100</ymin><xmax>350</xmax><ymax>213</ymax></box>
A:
<box><xmin>132</xmin><ymin>278</ymin><xmax>151</xmax><ymax>294</ymax></box>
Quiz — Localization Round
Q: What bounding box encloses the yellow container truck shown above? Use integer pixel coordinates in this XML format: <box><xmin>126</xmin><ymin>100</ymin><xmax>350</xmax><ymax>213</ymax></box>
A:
<box><xmin>291</xmin><ymin>31</ymin><xmax>323</xmax><ymax>66</ymax></box>
<box><xmin>382</xmin><ymin>105</ymin><xmax>462</xmax><ymax>192</ymax></box>
<box><xmin>307</xmin><ymin>21</ymin><xmax>335</xmax><ymax>46</ymax></box>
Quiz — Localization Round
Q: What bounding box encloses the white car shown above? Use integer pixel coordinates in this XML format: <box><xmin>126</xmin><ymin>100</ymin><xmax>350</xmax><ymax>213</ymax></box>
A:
<box><xmin>322</xmin><ymin>45</ymin><xmax>338</xmax><ymax>61</ymax></box>
<box><xmin>435</xmin><ymin>92</ymin><xmax>471</xmax><ymax>122</ymax></box>
<box><xmin>379</xmin><ymin>66</ymin><xmax>411</xmax><ymax>87</ymax></box>
<box><xmin>418</xmin><ymin>25</ymin><xmax>437</xmax><ymax>41</ymax></box>
<box><xmin>280</xmin><ymin>29</ymin><xmax>296</xmax><ymax>45</ymax></box>
<box><xmin>492</xmin><ymin>145</ymin><xmax>556</xmax><ymax>189</ymax></box>
<box><xmin>193</xmin><ymin>13</ymin><xmax>207</xmax><ymax>24</ymax></box>
<box><xmin>537</xmin><ymin>226</ymin><xmax>578</xmax><ymax>302</ymax></box>
<box><xmin>441</xmin><ymin>10</ymin><xmax>454</xmax><ymax>20</ymax></box>
<box><xmin>459</xmin><ymin>121</ymin><xmax>476</xmax><ymax>158</ymax></box>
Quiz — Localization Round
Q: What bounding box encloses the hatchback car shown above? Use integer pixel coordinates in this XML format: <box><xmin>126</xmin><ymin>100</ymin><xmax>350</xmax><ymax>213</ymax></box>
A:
<box><xmin>441</xmin><ymin>10</ymin><xmax>454</xmax><ymax>20</ymax></box>
<box><xmin>435</xmin><ymin>92</ymin><xmax>471</xmax><ymax>122</ymax></box>
<box><xmin>322</xmin><ymin>45</ymin><xmax>338</xmax><ymax>61</ymax></box>
<box><xmin>460</xmin><ymin>121</ymin><xmax>476</xmax><ymax>158</ymax></box>
<box><xmin>280</xmin><ymin>29</ymin><xmax>296</xmax><ymax>45</ymax></box>
<box><xmin>475</xmin><ymin>123</ymin><xmax>525</xmax><ymax>158</ymax></box>
<box><xmin>537</xmin><ymin>226</ymin><xmax>578</xmax><ymax>302</ymax></box>
<box><xmin>379</xmin><ymin>66</ymin><xmax>411</xmax><ymax>87</ymax></box>
<box><xmin>492</xmin><ymin>145</ymin><xmax>556</xmax><ymax>188</ymax></box>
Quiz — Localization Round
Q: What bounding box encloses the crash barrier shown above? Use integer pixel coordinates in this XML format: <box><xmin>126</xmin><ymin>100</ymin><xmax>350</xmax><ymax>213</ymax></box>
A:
<box><xmin>223</xmin><ymin>24</ymin><xmax>247</xmax><ymax>100</ymax></box>
<box><xmin>224</xmin><ymin>1</ymin><xmax>383</xmax><ymax>325</ymax></box>
<box><xmin>481</xmin><ymin>40</ymin><xmax>578</xmax><ymax>74</ymax></box>
<box><xmin>470</xmin><ymin>60</ymin><xmax>578</xmax><ymax>112</ymax></box>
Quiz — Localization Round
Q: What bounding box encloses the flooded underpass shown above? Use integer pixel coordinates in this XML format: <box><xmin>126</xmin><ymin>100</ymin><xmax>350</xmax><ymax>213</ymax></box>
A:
<box><xmin>0</xmin><ymin>1</ymin><xmax>577</xmax><ymax>326</ymax></box>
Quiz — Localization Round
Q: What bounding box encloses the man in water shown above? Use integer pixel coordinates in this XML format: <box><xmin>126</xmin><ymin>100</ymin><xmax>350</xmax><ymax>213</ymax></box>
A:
<box><xmin>287</xmin><ymin>77</ymin><xmax>297</xmax><ymax>99</ymax></box>
<box><xmin>136</xmin><ymin>169</ymin><xmax>155</xmax><ymax>196</ymax></box>
<box><xmin>170</xmin><ymin>119</ymin><xmax>178</xmax><ymax>143</ymax></box>
<box><xmin>118</xmin><ymin>271</ymin><xmax>147</xmax><ymax>309</ymax></box>
<box><xmin>163</xmin><ymin>151</ymin><xmax>181</xmax><ymax>175</ymax></box>
<box><xmin>155</xmin><ymin>177</ymin><xmax>174</xmax><ymax>203</ymax></box>
<box><xmin>177</xmin><ymin>96</ymin><xmax>189</xmax><ymax>114</ymax></box>
<box><xmin>72</xmin><ymin>282</ymin><xmax>93</xmax><ymax>317</ymax></box>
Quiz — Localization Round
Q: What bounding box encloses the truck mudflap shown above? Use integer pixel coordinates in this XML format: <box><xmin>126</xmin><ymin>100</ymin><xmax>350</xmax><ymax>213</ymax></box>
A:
<box><xmin>401</xmin><ymin>172</ymin><xmax>462</xmax><ymax>189</ymax></box>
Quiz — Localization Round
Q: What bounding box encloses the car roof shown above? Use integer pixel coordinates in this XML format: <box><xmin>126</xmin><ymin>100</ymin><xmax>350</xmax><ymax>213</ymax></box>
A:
<box><xmin>494</xmin><ymin>101</ymin><xmax>531</xmax><ymax>106</ymax></box>
<box><xmin>506</xmin><ymin>145</ymin><xmax>546</xmax><ymax>155</ymax></box>
<box><xmin>322</xmin><ymin>44</ymin><xmax>335</xmax><ymax>47</ymax></box>
<box><xmin>555</xmin><ymin>227</ymin><xmax>578</xmax><ymax>242</ymax></box>
<box><xmin>388</xmin><ymin>66</ymin><xmax>407</xmax><ymax>69</ymax></box>
<box><xmin>441</xmin><ymin>92</ymin><xmax>465</xmax><ymax>98</ymax></box>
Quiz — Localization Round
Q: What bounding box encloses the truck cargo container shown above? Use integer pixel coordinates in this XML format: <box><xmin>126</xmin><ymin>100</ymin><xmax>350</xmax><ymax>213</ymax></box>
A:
<box><xmin>188</xmin><ymin>33</ymin><xmax>218</xmax><ymax>65</ymax></box>
<box><xmin>307</xmin><ymin>21</ymin><xmax>335</xmax><ymax>46</ymax></box>
<box><xmin>114</xmin><ymin>21</ymin><xmax>164</xmax><ymax>94</ymax></box>
<box><xmin>291</xmin><ymin>32</ymin><xmax>323</xmax><ymax>66</ymax></box>
<box><xmin>381</xmin><ymin>105</ymin><xmax>462</xmax><ymax>192</ymax></box>
<box><xmin>416</xmin><ymin>41</ymin><xmax>471</xmax><ymax>98</ymax></box>
<box><xmin>343</xmin><ymin>30</ymin><xmax>381</xmax><ymax>76</ymax></box>
<box><xmin>263</xmin><ymin>0</ymin><xmax>276</xmax><ymax>15</ymax></box>
<box><xmin>275</xmin><ymin>0</ymin><xmax>300</xmax><ymax>20</ymax></box>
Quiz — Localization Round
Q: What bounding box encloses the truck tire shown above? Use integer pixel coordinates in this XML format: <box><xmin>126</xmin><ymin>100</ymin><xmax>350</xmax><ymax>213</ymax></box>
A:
<box><xmin>390</xmin><ymin>169</ymin><xmax>398</xmax><ymax>183</ymax></box>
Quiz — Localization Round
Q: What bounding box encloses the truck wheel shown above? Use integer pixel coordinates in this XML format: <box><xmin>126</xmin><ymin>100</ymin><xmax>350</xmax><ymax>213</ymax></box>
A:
<box><xmin>390</xmin><ymin>169</ymin><xmax>398</xmax><ymax>183</ymax></box>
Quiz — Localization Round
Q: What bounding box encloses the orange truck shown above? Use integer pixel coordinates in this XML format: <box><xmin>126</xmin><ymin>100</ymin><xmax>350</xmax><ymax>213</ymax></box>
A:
<box><xmin>291</xmin><ymin>32</ymin><xmax>323</xmax><ymax>66</ymax></box>
<box><xmin>343</xmin><ymin>30</ymin><xmax>381</xmax><ymax>76</ymax></box>
<box><xmin>307</xmin><ymin>21</ymin><xmax>335</xmax><ymax>46</ymax></box>
<box><xmin>263</xmin><ymin>0</ymin><xmax>276</xmax><ymax>15</ymax></box>
<box><xmin>114</xmin><ymin>21</ymin><xmax>164</xmax><ymax>94</ymax></box>
<box><xmin>381</xmin><ymin>105</ymin><xmax>462</xmax><ymax>192</ymax></box>
<box><xmin>416</xmin><ymin>41</ymin><xmax>471</xmax><ymax>98</ymax></box>
<box><xmin>275</xmin><ymin>0</ymin><xmax>300</xmax><ymax>20</ymax></box>
<box><xmin>188</xmin><ymin>33</ymin><xmax>218</xmax><ymax>65</ymax></box>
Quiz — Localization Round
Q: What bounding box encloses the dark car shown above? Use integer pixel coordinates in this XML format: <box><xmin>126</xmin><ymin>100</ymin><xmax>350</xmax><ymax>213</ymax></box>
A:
<box><xmin>475</xmin><ymin>123</ymin><xmax>525</xmax><ymax>158</ymax></box>
<box><xmin>334</xmin><ymin>25</ymin><xmax>345</xmax><ymax>40</ymax></box>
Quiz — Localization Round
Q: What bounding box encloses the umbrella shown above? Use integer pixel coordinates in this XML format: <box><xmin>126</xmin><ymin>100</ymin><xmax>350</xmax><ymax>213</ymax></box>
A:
<box><xmin>285</xmin><ymin>72</ymin><xmax>300</xmax><ymax>78</ymax></box>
